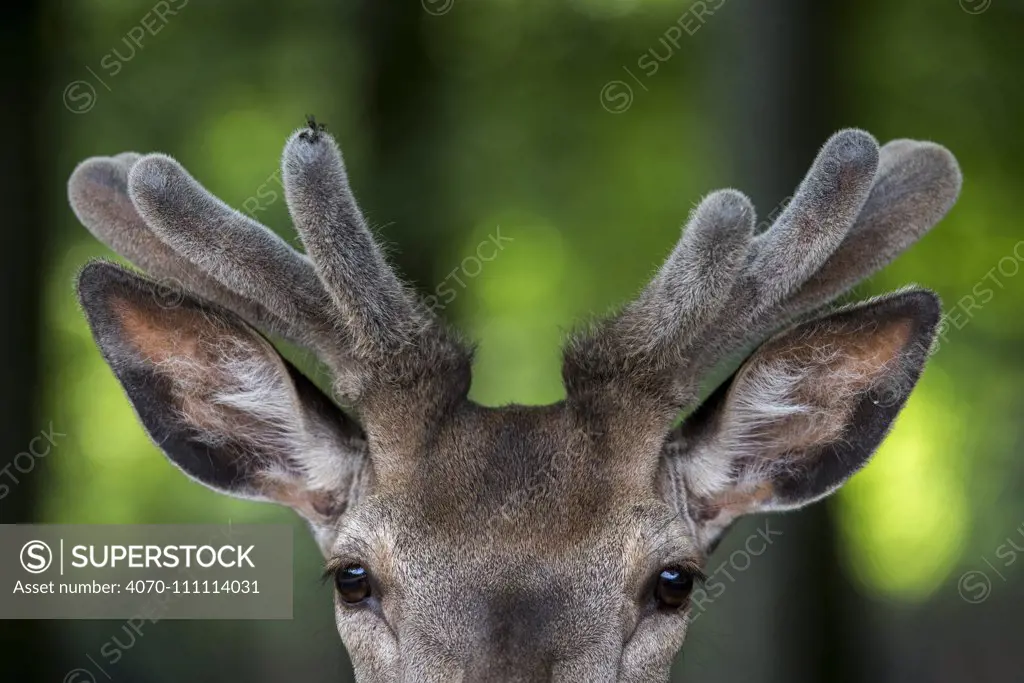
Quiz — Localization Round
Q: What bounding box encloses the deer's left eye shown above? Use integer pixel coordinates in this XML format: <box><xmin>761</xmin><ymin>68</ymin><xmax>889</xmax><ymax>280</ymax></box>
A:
<box><xmin>335</xmin><ymin>565</ymin><xmax>372</xmax><ymax>604</ymax></box>
<box><xmin>654</xmin><ymin>568</ymin><xmax>695</xmax><ymax>609</ymax></box>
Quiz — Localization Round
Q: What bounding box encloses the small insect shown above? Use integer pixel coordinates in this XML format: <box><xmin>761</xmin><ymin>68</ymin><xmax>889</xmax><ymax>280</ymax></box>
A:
<box><xmin>301</xmin><ymin>114</ymin><xmax>327</xmax><ymax>142</ymax></box>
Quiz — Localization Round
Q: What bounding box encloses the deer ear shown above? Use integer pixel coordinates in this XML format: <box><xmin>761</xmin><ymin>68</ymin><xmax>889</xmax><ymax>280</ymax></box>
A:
<box><xmin>77</xmin><ymin>261</ymin><xmax>368</xmax><ymax>526</ymax></box>
<box><xmin>661</xmin><ymin>289</ymin><xmax>940</xmax><ymax>546</ymax></box>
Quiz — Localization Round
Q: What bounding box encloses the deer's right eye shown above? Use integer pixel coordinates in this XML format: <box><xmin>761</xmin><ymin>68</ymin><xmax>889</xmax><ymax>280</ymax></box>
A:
<box><xmin>335</xmin><ymin>565</ymin><xmax>372</xmax><ymax>604</ymax></box>
<box><xmin>654</xmin><ymin>567</ymin><xmax>697</xmax><ymax>610</ymax></box>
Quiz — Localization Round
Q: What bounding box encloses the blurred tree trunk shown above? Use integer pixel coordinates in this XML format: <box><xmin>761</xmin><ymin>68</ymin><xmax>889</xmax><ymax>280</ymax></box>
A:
<box><xmin>0</xmin><ymin>3</ymin><xmax>53</xmax><ymax>681</ymax></box>
<box><xmin>687</xmin><ymin>0</ymin><xmax>864</xmax><ymax>681</ymax></box>
<box><xmin>731</xmin><ymin>1</ymin><xmax>863</xmax><ymax>681</ymax></box>
<box><xmin>356</xmin><ymin>1</ymin><xmax>448</xmax><ymax>292</ymax></box>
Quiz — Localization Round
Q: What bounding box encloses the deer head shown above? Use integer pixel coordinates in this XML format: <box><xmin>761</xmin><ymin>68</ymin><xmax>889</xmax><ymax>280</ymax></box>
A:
<box><xmin>69</xmin><ymin>123</ymin><xmax>960</xmax><ymax>682</ymax></box>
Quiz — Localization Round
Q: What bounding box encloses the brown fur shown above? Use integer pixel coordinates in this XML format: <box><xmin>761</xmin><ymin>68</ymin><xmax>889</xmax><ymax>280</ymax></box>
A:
<box><xmin>71</xmin><ymin>126</ymin><xmax>960</xmax><ymax>681</ymax></box>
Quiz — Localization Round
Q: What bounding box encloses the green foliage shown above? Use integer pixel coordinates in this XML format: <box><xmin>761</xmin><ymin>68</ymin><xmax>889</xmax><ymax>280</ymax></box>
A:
<box><xmin>44</xmin><ymin>0</ymin><xmax>1023</xmax><ymax>677</ymax></box>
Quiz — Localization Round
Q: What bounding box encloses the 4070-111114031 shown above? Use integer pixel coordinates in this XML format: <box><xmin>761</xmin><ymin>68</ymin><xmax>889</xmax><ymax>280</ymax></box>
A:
<box><xmin>124</xmin><ymin>580</ymin><xmax>260</xmax><ymax>594</ymax></box>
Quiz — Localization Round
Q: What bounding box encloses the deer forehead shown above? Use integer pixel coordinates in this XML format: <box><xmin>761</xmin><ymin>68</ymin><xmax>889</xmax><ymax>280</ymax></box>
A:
<box><xmin>363</xmin><ymin>404</ymin><xmax>672</xmax><ymax>532</ymax></box>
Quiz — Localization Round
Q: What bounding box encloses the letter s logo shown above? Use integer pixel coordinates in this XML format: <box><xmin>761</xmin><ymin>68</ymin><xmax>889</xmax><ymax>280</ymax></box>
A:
<box><xmin>20</xmin><ymin>540</ymin><xmax>53</xmax><ymax>574</ymax></box>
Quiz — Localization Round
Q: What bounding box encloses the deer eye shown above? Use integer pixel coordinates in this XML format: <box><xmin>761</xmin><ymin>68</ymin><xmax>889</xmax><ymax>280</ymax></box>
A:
<box><xmin>335</xmin><ymin>565</ymin><xmax>372</xmax><ymax>604</ymax></box>
<box><xmin>654</xmin><ymin>568</ymin><xmax>695</xmax><ymax>609</ymax></box>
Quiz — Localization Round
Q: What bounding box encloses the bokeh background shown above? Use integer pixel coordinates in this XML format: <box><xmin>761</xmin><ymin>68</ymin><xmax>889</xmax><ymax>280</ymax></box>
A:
<box><xmin>2</xmin><ymin>0</ymin><xmax>1023</xmax><ymax>681</ymax></box>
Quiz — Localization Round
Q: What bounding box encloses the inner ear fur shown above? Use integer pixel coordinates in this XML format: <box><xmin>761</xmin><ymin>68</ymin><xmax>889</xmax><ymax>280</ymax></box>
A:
<box><xmin>730</xmin><ymin>305</ymin><xmax>916</xmax><ymax>465</ymax></box>
<box><xmin>664</xmin><ymin>289</ymin><xmax>940</xmax><ymax>533</ymax></box>
<box><xmin>78</xmin><ymin>260</ymin><xmax>368</xmax><ymax>523</ymax></box>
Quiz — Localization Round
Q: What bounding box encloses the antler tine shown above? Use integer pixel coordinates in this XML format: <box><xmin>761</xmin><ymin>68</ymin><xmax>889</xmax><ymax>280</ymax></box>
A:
<box><xmin>773</xmin><ymin>138</ymin><xmax>962</xmax><ymax>321</ymax></box>
<box><xmin>125</xmin><ymin>154</ymin><xmax>347</xmax><ymax>360</ymax></box>
<box><xmin>562</xmin><ymin>190</ymin><xmax>754</xmax><ymax>409</ymax></box>
<box><xmin>564</xmin><ymin>129</ymin><xmax>960</xmax><ymax>416</ymax></box>
<box><xmin>746</xmin><ymin>129</ymin><xmax>879</xmax><ymax>313</ymax></box>
<box><xmin>68</xmin><ymin>154</ymin><xmax>299</xmax><ymax>341</ymax></box>
<box><xmin>684</xmin><ymin>129</ymin><xmax>881</xmax><ymax>369</ymax></box>
<box><xmin>619</xmin><ymin>190</ymin><xmax>755</xmax><ymax>356</ymax></box>
<box><xmin>71</xmin><ymin>122</ymin><xmax>473</xmax><ymax>413</ymax></box>
<box><xmin>697</xmin><ymin>135</ymin><xmax>961</xmax><ymax>371</ymax></box>
<box><xmin>280</xmin><ymin>124</ymin><xmax>473</xmax><ymax>405</ymax></box>
<box><xmin>281</xmin><ymin>124</ymin><xmax>435</xmax><ymax>358</ymax></box>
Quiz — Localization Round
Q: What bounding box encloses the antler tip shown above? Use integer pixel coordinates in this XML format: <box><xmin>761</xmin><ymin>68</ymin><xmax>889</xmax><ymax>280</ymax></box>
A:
<box><xmin>704</xmin><ymin>187</ymin><xmax>754</xmax><ymax>216</ymax></box>
<box><xmin>113</xmin><ymin>151</ymin><xmax>142</xmax><ymax>170</ymax></box>
<box><xmin>912</xmin><ymin>141</ymin><xmax>962</xmax><ymax>195</ymax></box>
<box><xmin>690</xmin><ymin>189</ymin><xmax>755</xmax><ymax>239</ymax></box>
<box><xmin>824</xmin><ymin>128</ymin><xmax>880</xmax><ymax>172</ymax></box>
<box><xmin>126</xmin><ymin>153</ymin><xmax>181</xmax><ymax>200</ymax></box>
<box><xmin>284</xmin><ymin>124</ymin><xmax>340</xmax><ymax>169</ymax></box>
<box><xmin>68</xmin><ymin>156</ymin><xmax>136</xmax><ymax>233</ymax></box>
<box><xmin>69</xmin><ymin>156</ymin><xmax>119</xmax><ymax>197</ymax></box>
<box><xmin>879</xmin><ymin>139</ymin><xmax>962</xmax><ymax>209</ymax></box>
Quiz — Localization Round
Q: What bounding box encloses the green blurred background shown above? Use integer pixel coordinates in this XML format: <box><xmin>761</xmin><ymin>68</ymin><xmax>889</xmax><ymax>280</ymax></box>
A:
<box><xmin>2</xmin><ymin>0</ymin><xmax>1022</xmax><ymax>681</ymax></box>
